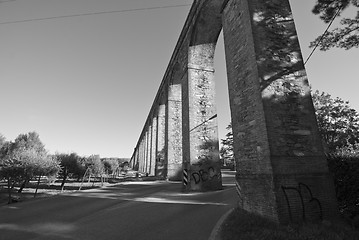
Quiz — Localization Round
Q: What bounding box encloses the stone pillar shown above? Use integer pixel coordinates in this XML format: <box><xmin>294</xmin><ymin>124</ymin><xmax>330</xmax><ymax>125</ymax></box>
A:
<box><xmin>222</xmin><ymin>0</ymin><xmax>338</xmax><ymax>223</ymax></box>
<box><xmin>137</xmin><ymin>142</ymin><xmax>141</xmax><ymax>172</ymax></box>
<box><xmin>130</xmin><ymin>152</ymin><xmax>134</xmax><ymax>170</ymax></box>
<box><xmin>138</xmin><ymin>139</ymin><xmax>143</xmax><ymax>173</ymax></box>
<box><xmin>145</xmin><ymin>129</ymin><xmax>150</xmax><ymax>174</ymax></box>
<box><xmin>131</xmin><ymin>149</ymin><xmax>136</xmax><ymax>170</ymax></box>
<box><xmin>147</xmin><ymin>124</ymin><xmax>152</xmax><ymax>175</ymax></box>
<box><xmin>144</xmin><ymin>136</ymin><xmax>147</xmax><ymax>173</ymax></box>
<box><xmin>167</xmin><ymin>82</ymin><xmax>183</xmax><ymax>181</ymax></box>
<box><xmin>143</xmin><ymin>132</ymin><xmax>147</xmax><ymax>174</ymax></box>
<box><xmin>135</xmin><ymin>148</ymin><xmax>139</xmax><ymax>171</ymax></box>
<box><xmin>156</xmin><ymin>103</ymin><xmax>167</xmax><ymax>178</ymax></box>
<box><xmin>150</xmin><ymin>115</ymin><xmax>157</xmax><ymax>176</ymax></box>
<box><xmin>142</xmin><ymin>137</ymin><xmax>146</xmax><ymax>173</ymax></box>
<box><xmin>183</xmin><ymin>43</ymin><xmax>222</xmax><ymax>191</ymax></box>
<box><xmin>148</xmin><ymin>125</ymin><xmax>153</xmax><ymax>174</ymax></box>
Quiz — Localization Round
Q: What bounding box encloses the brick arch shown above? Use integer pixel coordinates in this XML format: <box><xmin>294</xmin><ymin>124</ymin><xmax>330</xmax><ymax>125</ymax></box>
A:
<box><xmin>189</xmin><ymin>0</ymin><xmax>223</xmax><ymax>47</ymax></box>
<box><xmin>132</xmin><ymin>0</ymin><xmax>338</xmax><ymax>224</ymax></box>
<box><xmin>183</xmin><ymin>0</ymin><xmax>227</xmax><ymax>191</ymax></box>
<box><xmin>188</xmin><ymin>0</ymin><xmax>223</xmax><ymax>73</ymax></box>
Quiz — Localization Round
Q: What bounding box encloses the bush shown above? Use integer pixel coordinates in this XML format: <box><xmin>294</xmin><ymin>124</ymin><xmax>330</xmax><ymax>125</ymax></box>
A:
<box><xmin>327</xmin><ymin>149</ymin><xmax>359</xmax><ymax>228</ymax></box>
<box><xmin>220</xmin><ymin>208</ymin><xmax>359</xmax><ymax>240</ymax></box>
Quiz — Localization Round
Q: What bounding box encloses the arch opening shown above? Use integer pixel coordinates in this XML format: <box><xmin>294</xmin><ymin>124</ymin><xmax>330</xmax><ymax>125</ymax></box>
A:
<box><xmin>131</xmin><ymin>0</ymin><xmax>338</xmax><ymax>224</ymax></box>
<box><xmin>184</xmin><ymin>0</ymin><xmax>225</xmax><ymax>191</ymax></box>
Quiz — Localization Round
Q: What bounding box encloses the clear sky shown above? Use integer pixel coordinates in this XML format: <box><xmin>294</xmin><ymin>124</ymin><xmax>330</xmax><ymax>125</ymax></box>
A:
<box><xmin>0</xmin><ymin>0</ymin><xmax>358</xmax><ymax>158</ymax></box>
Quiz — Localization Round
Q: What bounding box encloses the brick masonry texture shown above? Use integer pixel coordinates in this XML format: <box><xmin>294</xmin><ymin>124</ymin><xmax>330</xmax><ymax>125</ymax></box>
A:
<box><xmin>223</xmin><ymin>0</ymin><xmax>338</xmax><ymax>222</ymax></box>
<box><xmin>150</xmin><ymin>116</ymin><xmax>157</xmax><ymax>176</ymax></box>
<box><xmin>167</xmin><ymin>83</ymin><xmax>183</xmax><ymax>180</ymax></box>
<box><xmin>131</xmin><ymin>0</ymin><xmax>338</xmax><ymax>223</ymax></box>
<box><xmin>156</xmin><ymin>104</ymin><xmax>166</xmax><ymax>177</ymax></box>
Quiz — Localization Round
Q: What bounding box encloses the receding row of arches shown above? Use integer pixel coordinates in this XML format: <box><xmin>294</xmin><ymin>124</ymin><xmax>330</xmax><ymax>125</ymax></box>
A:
<box><xmin>130</xmin><ymin>0</ymin><xmax>338</xmax><ymax>224</ymax></box>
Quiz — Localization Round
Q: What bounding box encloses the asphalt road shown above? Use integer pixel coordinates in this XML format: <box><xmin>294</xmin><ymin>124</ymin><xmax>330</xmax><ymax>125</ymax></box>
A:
<box><xmin>0</xmin><ymin>170</ymin><xmax>237</xmax><ymax>240</ymax></box>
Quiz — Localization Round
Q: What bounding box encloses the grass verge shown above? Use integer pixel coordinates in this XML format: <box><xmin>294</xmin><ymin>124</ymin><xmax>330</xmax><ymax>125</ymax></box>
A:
<box><xmin>0</xmin><ymin>180</ymin><xmax>110</xmax><ymax>206</ymax></box>
<box><xmin>220</xmin><ymin>207</ymin><xmax>359</xmax><ymax>240</ymax></box>
<box><xmin>0</xmin><ymin>176</ymin><xmax>163</xmax><ymax>206</ymax></box>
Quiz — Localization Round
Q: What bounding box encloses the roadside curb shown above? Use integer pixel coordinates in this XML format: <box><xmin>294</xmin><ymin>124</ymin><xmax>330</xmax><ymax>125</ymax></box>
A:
<box><xmin>208</xmin><ymin>207</ymin><xmax>235</xmax><ymax>240</ymax></box>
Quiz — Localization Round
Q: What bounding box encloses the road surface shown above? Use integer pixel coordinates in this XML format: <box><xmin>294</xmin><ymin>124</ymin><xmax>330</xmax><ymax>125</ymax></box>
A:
<box><xmin>0</xmin><ymin>170</ymin><xmax>237</xmax><ymax>240</ymax></box>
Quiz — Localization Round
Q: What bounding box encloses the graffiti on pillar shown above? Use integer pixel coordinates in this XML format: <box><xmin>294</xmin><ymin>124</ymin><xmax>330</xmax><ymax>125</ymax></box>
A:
<box><xmin>192</xmin><ymin>167</ymin><xmax>220</xmax><ymax>184</ymax></box>
<box><xmin>190</xmin><ymin>139</ymin><xmax>222</xmax><ymax>185</ymax></box>
<box><xmin>281</xmin><ymin>183</ymin><xmax>323</xmax><ymax>222</ymax></box>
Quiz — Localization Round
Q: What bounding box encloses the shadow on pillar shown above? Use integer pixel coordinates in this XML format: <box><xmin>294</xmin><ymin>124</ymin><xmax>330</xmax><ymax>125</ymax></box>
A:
<box><xmin>222</xmin><ymin>0</ymin><xmax>339</xmax><ymax>223</ymax></box>
<box><xmin>155</xmin><ymin>149</ymin><xmax>167</xmax><ymax>178</ymax></box>
<box><xmin>134</xmin><ymin>162</ymin><xmax>139</xmax><ymax>171</ymax></box>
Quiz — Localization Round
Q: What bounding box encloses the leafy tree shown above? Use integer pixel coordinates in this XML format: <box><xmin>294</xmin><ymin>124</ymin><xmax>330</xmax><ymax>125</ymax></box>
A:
<box><xmin>13</xmin><ymin>132</ymin><xmax>46</xmax><ymax>154</ymax></box>
<box><xmin>57</xmin><ymin>152</ymin><xmax>84</xmax><ymax>190</ymax></box>
<box><xmin>220</xmin><ymin>90</ymin><xmax>359</xmax><ymax>156</ymax></box>
<box><xmin>85</xmin><ymin>155</ymin><xmax>104</xmax><ymax>177</ymax></box>
<box><xmin>29</xmin><ymin>153</ymin><xmax>60</xmax><ymax>197</ymax></box>
<box><xmin>0</xmin><ymin>132</ymin><xmax>60</xmax><ymax>201</ymax></box>
<box><xmin>103</xmin><ymin>160</ymin><xmax>112</xmax><ymax>174</ymax></box>
<box><xmin>15</xmin><ymin>148</ymin><xmax>58</xmax><ymax>178</ymax></box>
<box><xmin>220</xmin><ymin>124</ymin><xmax>235</xmax><ymax>170</ymax></box>
<box><xmin>102</xmin><ymin>158</ymin><xmax>120</xmax><ymax>175</ymax></box>
<box><xmin>312</xmin><ymin>90</ymin><xmax>359</xmax><ymax>152</ymax></box>
<box><xmin>81</xmin><ymin>155</ymin><xmax>105</xmax><ymax>185</ymax></box>
<box><xmin>12</xmin><ymin>132</ymin><xmax>49</xmax><ymax>193</ymax></box>
<box><xmin>311</xmin><ymin>0</ymin><xmax>359</xmax><ymax>50</ymax></box>
<box><xmin>121</xmin><ymin>161</ymin><xmax>130</xmax><ymax>172</ymax></box>
<box><xmin>0</xmin><ymin>141</ymin><xmax>24</xmax><ymax>203</ymax></box>
<box><xmin>0</xmin><ymin>134</ymin><xmax>6</xmax><ymax>148</ymax></box>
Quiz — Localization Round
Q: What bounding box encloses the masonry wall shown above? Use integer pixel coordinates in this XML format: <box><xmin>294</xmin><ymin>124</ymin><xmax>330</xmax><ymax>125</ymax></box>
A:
<box><xmin>222</xmin><ymin>0</ymin><xmax>278</xmax><ymax>220</ymax></box>
<box><xmin>156</xmin><ymin>103</ymin><xmax>167</xmax><ymax>177</ymax></box>
<box><xmin>167</xmin><ymin>82</ymin><xmax>183</xmax><ymax>180</ymax></box>
<box><xmin>150</xmin><ymin>115</ymin><xmax>157</xmax><ymax>176</ymax></box>
<box><xmin>222</xmin><ymin>0</ymin><xmax>338</xmax><ymax>222</ymax></box>
<box><xmin>131</xmin><ymin>0</ymin><xmax>338</xmax><ymax>223</ymax></box>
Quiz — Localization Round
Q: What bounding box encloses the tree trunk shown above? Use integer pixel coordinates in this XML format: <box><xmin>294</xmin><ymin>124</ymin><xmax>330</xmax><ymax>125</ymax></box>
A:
<box><xmin>60</xmin><ymin>173</ymin><xmax>67</xmax><ymax>192</ymax></box>
<box><xmin>18</xmin><ymin>178</ymin><xmax>29</xmax><ymax>193</ymax></box>
<box><xmin>34</xmin><ymin>175</ymin><xmax>41</xmax><ymax>198</ymax></box>
<box><xmin>10</xmin><ymin>181</ymin><xmax>16</xmax><ymax>190</ymax></box>
<box><xmin>79</xmin><ymin>168</ymin><xmax>89</xmax><ymax>191</ymax></box>
<box><xmin>7</xmin><ymin>176</ymin><xmax>12</xmax><ymax>204</ymax></box>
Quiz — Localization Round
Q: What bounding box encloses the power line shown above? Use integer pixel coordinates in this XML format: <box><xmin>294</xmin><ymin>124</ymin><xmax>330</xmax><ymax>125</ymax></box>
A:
<box><xmin>0</xmin><ymin>4</ymin><xmax>192</xmax><ymax>25</ymax></box>
<box><xmin>304</xmin><ymin>6</ymin><xmax>342</xmax><ymax>65</ymax></box>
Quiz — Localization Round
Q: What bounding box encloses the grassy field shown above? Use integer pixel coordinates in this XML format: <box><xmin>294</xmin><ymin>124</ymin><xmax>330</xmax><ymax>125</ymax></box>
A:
<box><xmin>0</xmin><ymin>173</ymin><xmax>161</xmax><ymax>206</ymax></box>
<box><xmin>220</xmin><ymin>207</ymin><xmax>359</xmax><ymax>240</ymax></box>
<box><xmin>0</xmin><ymin>178</ymin><xmax>111</xmax><ymax>206</ymax></box>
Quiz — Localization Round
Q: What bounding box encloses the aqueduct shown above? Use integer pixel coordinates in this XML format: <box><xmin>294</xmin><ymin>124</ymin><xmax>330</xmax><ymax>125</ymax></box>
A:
<box><xmin>130</xmin><ymin>0</ymin><xmax>338</xmax><ymax>223</ymax></box>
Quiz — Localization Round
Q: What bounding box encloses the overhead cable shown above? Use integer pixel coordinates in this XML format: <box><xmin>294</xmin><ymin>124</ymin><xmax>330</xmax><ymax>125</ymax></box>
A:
<box><xmin>304</xmin><ymin>6</ymin><xmax>343</xmax><ymax>65</ymax></box>
<box><xmin>0</xmin><ymin>4</ymin><xmax>191</xmax><ymax>25</ymax></box>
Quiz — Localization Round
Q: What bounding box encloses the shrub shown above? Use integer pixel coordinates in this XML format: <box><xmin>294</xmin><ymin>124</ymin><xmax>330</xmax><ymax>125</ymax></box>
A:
<box><xmin>327</xmin><ymin>148</ymin><xmax>359</xmax><ymax>228</ymax></box>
